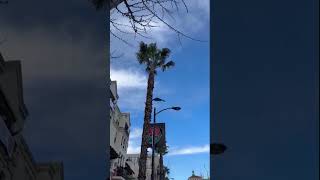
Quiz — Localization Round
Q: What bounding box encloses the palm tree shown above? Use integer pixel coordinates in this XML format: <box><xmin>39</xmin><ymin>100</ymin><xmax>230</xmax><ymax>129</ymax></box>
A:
<box><xmin>136</xmin><ymin>42</ymin><xmax>175</xmax><ymax>180</ymax></box>
<box><xmin>157</xmin><ymin>144</ymin><xmax>169</xmax><ymax>180</ymax></box>
<box><xmin>163</xmin><ymin>166</ymin><xmax>170</xmax><ymax>180</ymax></box>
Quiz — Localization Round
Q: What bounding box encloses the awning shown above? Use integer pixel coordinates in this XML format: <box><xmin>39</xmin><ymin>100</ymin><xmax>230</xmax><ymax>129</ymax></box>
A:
<box><xmin>125</xmin><ymin>163</ymin><xmax>135</xmax><ymax>175</ymax></box>
<box><xmin>110</xmin><ymin>146</ymin><xmax>119</xmax><ymax>160</ymax></box>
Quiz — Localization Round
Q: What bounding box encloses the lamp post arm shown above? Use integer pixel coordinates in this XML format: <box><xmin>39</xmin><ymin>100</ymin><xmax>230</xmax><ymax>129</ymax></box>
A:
<box><xmin>155</xmin><ymin>107</ymin><xmax>173</xmax><ymax>115</ymax></box>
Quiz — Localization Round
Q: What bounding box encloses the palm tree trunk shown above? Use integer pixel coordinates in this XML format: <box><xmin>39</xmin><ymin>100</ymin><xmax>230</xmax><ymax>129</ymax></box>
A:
<box><xmin>138</xmin><ymin>69</ymin><xmax>155</xmax><ymax>180</ymax></box>
<box><xmin>159</xmin><ymin>154</ymin><xmax>164</xmax><ymax>180</ymax></box>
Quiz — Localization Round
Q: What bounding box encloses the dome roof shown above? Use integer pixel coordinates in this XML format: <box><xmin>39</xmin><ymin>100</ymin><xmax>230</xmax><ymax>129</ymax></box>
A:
<box><xmin>188</xmin><ymin>171</ymin><xmax>203</xmax><ymax>179</ymax></box>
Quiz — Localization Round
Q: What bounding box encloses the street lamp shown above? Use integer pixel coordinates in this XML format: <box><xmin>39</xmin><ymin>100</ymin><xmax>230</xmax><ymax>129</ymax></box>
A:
<box><xmin>151</xmin><ymin>98</ymin><xmax>181</xmax><ymax>180</ymax></box>
<box><xmin>211</xmin><ymin>143</ymin><xmax>227</xmax><ymax>155</ymax></box>
<box><xmin>153</xmin><ymin>97</ymin><xmax>165</xmax><ymax>102</ymax></box>
<box><xmin>171</xmin><ymin>107</ymin><xmax>181</xmax><ymax>111</ymax></box>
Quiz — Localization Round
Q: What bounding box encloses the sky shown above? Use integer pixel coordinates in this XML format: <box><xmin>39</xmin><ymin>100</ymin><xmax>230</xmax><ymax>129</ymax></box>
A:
<box><xmin>0</xmin><ymin>0</ymin><xmax>318</xmax><ymax>180</ymax></box>
<box><xmin>110</xmin><ymin>1</ymin><xmax>211</xmax><ymax>179</ymax></box>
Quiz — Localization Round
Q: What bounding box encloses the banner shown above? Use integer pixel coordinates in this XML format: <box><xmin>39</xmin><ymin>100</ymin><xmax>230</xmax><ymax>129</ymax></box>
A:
<box><xmin>146</xmin><ymin>123</ymin><xmax>166</xmax><ymax>149</ymax></box>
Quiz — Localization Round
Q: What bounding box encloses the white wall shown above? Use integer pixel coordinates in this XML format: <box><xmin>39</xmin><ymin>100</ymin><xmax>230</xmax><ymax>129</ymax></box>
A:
<box><xmin>110</xmin><ymin>81</ymin><xmax>131</xmax><ymax>172</ymax></box>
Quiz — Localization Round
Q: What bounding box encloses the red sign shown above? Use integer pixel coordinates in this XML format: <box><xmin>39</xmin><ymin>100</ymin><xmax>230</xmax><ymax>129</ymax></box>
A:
<box><xmin>147</xmin><ymin>126</ymin><xmax>162</xmax><ymax>145</ymax></box>
<box><xmin>146</xmin><ymin>123</ymin><xmax>166</xmax><ymax>148</ymax></box>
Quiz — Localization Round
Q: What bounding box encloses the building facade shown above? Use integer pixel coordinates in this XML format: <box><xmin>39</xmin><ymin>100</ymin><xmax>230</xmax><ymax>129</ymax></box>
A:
<box><xmin>109</xmin><ymin>81</ymin><xmax>162</xmax><ymax>180</ymax></box>
<box><xmin>126</xmin><ymin>154</ymin><xmax>161</xmax><ymax>180</ymax></box>
<box><xmin>110</xmin><ymin>81</ymin><xmax>132</xmax><ymax>179</ymax></box>
<box><xmin>0</xmin><ymin>53</ymin><xmax>64</xmax><ymax>180</ymax></box>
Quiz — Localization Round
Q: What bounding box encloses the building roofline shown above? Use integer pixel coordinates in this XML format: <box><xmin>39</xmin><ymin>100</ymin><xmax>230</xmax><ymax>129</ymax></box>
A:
<box><xmin>0</xmin><ymin>54</ymin><xmax>29</xmax><ymax>133</ymax></box>
<box><xmin>110</xmin><ymin>80</ymin><xmax>119</xmax><ymax>99</ymax></box>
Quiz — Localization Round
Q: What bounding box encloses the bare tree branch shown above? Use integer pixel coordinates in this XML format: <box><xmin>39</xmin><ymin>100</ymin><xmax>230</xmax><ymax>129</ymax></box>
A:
<box><xmin>140</xmin><ymin>0</ymin><xmax>205</xmax><ymax>42</ymax></box>
<box><xmin>108</xmin><ymin>0</ymin><xmax>206</xmax><ymax>45</ymax></box>
<box><xmin>110</xmin><ymin>50</ymin><xmax>124</xmax><ymax>59</ymax></box>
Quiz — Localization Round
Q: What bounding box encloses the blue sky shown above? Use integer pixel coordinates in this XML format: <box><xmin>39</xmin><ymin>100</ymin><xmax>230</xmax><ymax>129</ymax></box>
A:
<box><xmin>111</xmin><ymin>1</ymin><xmax>210</xmax><ymax>178</ymax></box>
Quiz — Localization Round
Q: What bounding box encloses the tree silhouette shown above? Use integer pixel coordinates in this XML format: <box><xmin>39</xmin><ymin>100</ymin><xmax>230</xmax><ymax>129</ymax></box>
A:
<box><xmin>135</xmin><ymin>41</ymin><xmax>175</xmax><ymax>179</ymax></box>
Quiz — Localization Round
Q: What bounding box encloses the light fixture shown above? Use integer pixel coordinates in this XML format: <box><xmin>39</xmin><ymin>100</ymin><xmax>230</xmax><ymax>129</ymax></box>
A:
<box><xmin>171</xmin><ymin>107</ymin><xmax>181</xmax><ymax>111</ymax></box>
<box><xmin>153</xmin><ymin>97</ymin><xmax>165</xmax><ymax>102</ymax></box>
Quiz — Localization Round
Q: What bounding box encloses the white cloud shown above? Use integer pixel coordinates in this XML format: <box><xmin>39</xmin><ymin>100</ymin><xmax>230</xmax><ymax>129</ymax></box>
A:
<box><xmin>111</xmin><ymin>68</ymin><xmax>147</xmax><ymax>89</ymax></box>
<box><xmin>129</xmin><ymin>127</ymin><xmax>143</xmax><ymax>140</ymax></box>
<box><xmin>127</xmin><ymin>127</ymin><xmax>142</xmax><ymax>154</ymax></box>
<box><xmin>168</xmin><ymin>144</ymin><xmax>210</xmax><ymax>156</ymax></box>
<box><xmin>110</xmin><ymin>67</ymin><xmax>170</xmax><ymax>113</ymax></box>
<box><xmin>127</xmin><ymin>128</ymin><xmax>152</xmax><ymax>154</ymax></box>
<box><xmin>127</xmin><ymin>143</ymin><xmax>141</xmax><ymax>154</ymax></box>
<box><xmin>111</xmin><ymin>71</ymin><xmax>146</xmax><ymax>112</ymax></box>
<box><xmin>127</xmin><ymin>132</ymin><xmax>209</xmax><ymax>156</ymax></box>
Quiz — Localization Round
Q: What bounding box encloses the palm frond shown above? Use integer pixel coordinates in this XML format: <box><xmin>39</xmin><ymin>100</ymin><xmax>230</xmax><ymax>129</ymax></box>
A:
<box><xmin>156</xmin><ymin>48</ymin><xmax>172</xmax><ymax>69</ymax></box>
<box><xmin>164</xmin><ymin>166</ymin><xmax>170</xmax><ymax>175</ymax></box>
<box><xmin>136</xmin><ymin>42</ymin><xmax>175</xmax><ymax>74</ymax></box>
<box><xmin>149</xmin><ymin>43</ymin><xmax>158</xmax><ymax>55</ymax></box>
<box><xmin>161</xmin><ymin>60</ymin><xmax>175</xmax><ymax>71</ymax></box>
<box><xmin>161</xmin><ymin>48</ymin><xmax>171</xmax><ymax>59</ymax></box>
<box><xmin>137</xmin><ymin>41</ymin><xmax>151</xmax><ymax>65</ymax></box>
<box><xmin>157</xmin><ymin>143</ymin><xmax>169</xmax><ymax>155</ymax></box>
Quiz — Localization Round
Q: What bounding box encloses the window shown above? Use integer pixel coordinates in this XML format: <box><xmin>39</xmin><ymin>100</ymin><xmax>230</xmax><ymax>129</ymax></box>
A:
<box><xmin>122</xmin><ymin>139</ymin><xmax>126</xmax><ymax>149</ymax></box>
<box><xmin>114</xmin><ymin>132</ymin><xmax>117</xmax><ymax>143</ymax></box>
<box><xmin>121</xmin><ymin>136</ymin><xmax>124</xmax><ymax>146</ymax></box>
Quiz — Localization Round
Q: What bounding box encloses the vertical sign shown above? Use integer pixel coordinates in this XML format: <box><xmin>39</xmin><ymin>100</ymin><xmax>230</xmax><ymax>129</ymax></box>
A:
<box><xmin>147</xmin><ymin>123</ymin><xmax>166</xmax><ymax>148</ymax></box>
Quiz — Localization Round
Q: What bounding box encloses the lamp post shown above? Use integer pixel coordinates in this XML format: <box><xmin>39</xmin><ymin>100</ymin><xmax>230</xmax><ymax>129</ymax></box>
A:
<box><xmin>151</xmin><ymin>98</ymin><xmax>181</xmax><ymax>180</ymax></box>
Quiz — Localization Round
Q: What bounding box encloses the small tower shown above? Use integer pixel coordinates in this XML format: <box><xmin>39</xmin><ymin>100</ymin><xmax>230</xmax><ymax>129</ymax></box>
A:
<box><xmin>188</xmin><ymin>170</ymin><xmax>203</xmax><ymax>180</ymax></box>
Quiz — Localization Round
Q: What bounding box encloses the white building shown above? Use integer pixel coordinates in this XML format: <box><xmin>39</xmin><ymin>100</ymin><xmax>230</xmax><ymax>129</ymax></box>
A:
<box><xmin>126</xmin><ymin>154</ymin><xmax>161</xmax><ymax>180</ymax></box>
<box><xmin>110</xmin><ymin>81</ymin><xmax>132</xmax><ymax>178</ymax></box>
